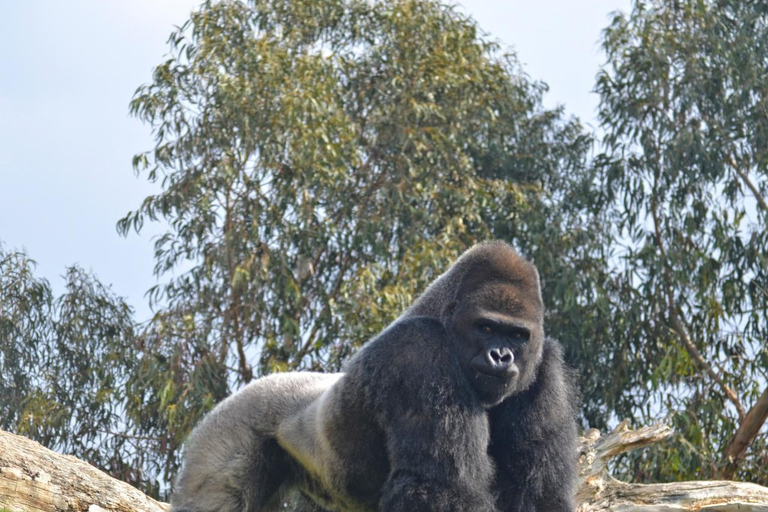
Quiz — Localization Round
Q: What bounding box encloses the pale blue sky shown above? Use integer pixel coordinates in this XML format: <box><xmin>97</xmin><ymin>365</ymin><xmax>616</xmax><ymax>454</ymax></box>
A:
<box><xmin>0</xmin><ymin>0</ymin><xmax>630</xmax><ymax>321</ymax></box>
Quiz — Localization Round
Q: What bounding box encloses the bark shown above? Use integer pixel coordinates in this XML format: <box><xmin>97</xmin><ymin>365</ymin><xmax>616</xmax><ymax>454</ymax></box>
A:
<box><xmin>722</xmin><ymin>387</ymin><xmax>768</xmax><ymax>479</ymax></box>
<box><xmin>0</xmin><ymin>430</ymin><xmax>168</xmax><ymax>512</ymax></box>
<box><xmin>2</xmin><ymin>423</ymin><xmax>768</xmax><ymax>512</ymax></box>
<box><xmin>578</xmin><ymin>420</ymin><xmax>768</xmax><ymax>511</ymax></box>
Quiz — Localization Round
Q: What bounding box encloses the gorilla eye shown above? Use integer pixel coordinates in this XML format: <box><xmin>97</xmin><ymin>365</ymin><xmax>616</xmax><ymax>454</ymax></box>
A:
<box><xmin>477</xmin><ymin>322</ymin><xmax>493</xmax><ymax>334</ymax></box>
<box><xmin>508</xmin><ymin>328</ymin><xmax>530</xmax><ymax>342</ymax></box>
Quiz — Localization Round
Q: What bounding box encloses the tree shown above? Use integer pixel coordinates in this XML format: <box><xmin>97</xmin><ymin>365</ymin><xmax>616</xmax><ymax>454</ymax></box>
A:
<box><xmin>119</xmin><ymin>0</ymin><xmax>600</xmax><ymax>492</ymax></box>
<box><xmin>595</xmin><ymin>0</ymin><xmax>768</xmax><ymax>484</ymax></box>
<box><xmin>5</xmin><ymin>0</ymin><xmax>767</xmax><ymax>496</ymax></box>
<box><xmin>0</xmin><ymin>245</ymin><xmax>155</xmax><ymax>492</ymax></box>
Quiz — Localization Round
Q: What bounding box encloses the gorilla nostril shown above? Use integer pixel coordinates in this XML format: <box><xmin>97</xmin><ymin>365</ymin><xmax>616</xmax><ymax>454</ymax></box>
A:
<box><xmin>489</xmin><ymin>348</ymin><xmax>514</xmax><ymax>366</ymax></box>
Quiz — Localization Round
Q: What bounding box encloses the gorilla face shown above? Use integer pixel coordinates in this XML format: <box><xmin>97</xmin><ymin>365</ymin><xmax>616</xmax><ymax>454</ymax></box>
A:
<box><xmin>448</xmin><ymin>281</ymin><xmax>544</xmax><ymax>407</ymax></box>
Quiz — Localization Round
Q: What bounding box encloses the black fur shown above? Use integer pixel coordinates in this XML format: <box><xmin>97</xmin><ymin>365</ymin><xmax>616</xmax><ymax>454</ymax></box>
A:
<box><xmin>489</xmin><ymin>339</ymin><xmax>579</xmax><ymax>511</ymax></box>
<box><xmin>171</xmin><ymin>242</ymin><xmax>579</xmax><ymax>512</ymax></box>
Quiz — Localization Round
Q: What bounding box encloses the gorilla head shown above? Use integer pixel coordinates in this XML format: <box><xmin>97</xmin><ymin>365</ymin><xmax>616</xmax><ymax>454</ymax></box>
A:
<box><xmin>403</xmin><ymin>241</ymin><xmax>544</xmax><ymax>406</ymax></box>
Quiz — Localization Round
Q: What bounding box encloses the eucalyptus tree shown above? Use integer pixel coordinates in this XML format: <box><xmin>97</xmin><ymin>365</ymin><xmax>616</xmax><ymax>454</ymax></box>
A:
<box><xmin>3</xmin><ymin>0</ymin><xmax>765</xmax><ymax>495</ymax></box>
<box><xmin>121</xmin><ymin>0</ymin><xmax>600</xmax><ymax>490</ymax></box>
<box><xmin>0</xmin><ymin>246</ymin><xmax>151</xmax><ymax>491</ymax></box>
<box><xmin>596</xmin><ymin>0</ymin><xmax>768</xmax><ymax>483</ymax></box>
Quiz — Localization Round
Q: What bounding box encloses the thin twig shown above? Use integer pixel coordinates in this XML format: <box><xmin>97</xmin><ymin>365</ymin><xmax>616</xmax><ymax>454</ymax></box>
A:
<box><xmin>729</xmin><ymin>154</ymin><xmax>768</xmax><ymax>213</ymax></box>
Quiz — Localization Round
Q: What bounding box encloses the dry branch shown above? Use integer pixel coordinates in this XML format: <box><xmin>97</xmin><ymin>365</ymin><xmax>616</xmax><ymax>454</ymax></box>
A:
<box><xmin>578</xmin><ymin>420</ymin><xmax>768</xmax><ymax>511</ymax></box>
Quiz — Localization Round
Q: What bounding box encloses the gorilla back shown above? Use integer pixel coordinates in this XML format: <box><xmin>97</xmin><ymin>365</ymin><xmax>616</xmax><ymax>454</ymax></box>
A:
<box><xmin>172</xmin><ymin>241</ymin><xmax>579</xmax><ymax>512</ymax></box>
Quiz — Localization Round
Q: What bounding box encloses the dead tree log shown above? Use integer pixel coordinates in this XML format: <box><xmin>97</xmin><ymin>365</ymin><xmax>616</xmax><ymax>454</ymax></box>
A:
<box><xmin>578</xmin><ymin>420</ymin><xmax>768</xmax><ymax>511</ymax></box>
<box><xmin>1</xmin><ymin>423</ymin><xmax>768</xmax><ymax>511</ymax></box>
<box><xmin>0</xmin><ymin>430</ymin><xmax>168</xmax><ymax>512</ymax></box>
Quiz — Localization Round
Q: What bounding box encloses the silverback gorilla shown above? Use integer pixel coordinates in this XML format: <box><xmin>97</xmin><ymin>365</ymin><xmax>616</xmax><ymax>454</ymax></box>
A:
<box><xmin>172</xmin><ymin>241</ymin><xmax>579</xmax><ymax>512</ymax></box>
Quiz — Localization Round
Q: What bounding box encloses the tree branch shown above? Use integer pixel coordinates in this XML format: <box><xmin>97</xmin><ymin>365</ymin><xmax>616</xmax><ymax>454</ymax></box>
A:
<box><xmin>722</xmin><ymin>387</ymin><xmax>768</xmax><ymax>479</ymax></box>
<box><xmin>4</xmin><ymin>423</ymin><xmax>768</xmax><ymax>512</ymax></box>
<box><xmin>223</xmin><ymin>180</ymin><xmax>252</xmax><ymax>384</ymax></box>
<box><xmin>649</xmin><ymin>179</ymin><xmax>746</xmax><ymax>421</ymax></box>
<box><xmin>667</xmin><ymin>309</ymin><xmax>746</xmax><ymax>421</ymax></box>
<box><xmin>0</xmin><ymin>430</ymin><xmax>169</xmax><ymax>512</ymax></box>
<box><xmin>577</xmin><ymin>421</ymin><xmax>768</xmax><ymax>512</ymax></box>
<box><xmin>729</xmin><ymin>155</ymin><xmax>768</xmax><ymax>213</ymax></box>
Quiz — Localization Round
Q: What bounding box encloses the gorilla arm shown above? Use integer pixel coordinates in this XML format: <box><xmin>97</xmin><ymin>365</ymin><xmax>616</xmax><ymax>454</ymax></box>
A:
<box><xmin>171</xmin><ymin>372</ymin><xmax>342</xmax><ymax>512</ymax></box>
<box><xmin>349</xmin><ymin>318</ymin><xmax>498</xmax><ymax>512</ymax></box>
<box><xmin>489</xmin><ymin>337</ymin><xmax>579</xmax><ymax>512</ymax></box>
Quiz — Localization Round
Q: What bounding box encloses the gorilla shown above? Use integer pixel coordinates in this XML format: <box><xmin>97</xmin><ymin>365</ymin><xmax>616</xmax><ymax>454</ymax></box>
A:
<box><xmin>171</xmin><ymin>241</ymin><xmax>579</xmax><ymax>512</ymax></box>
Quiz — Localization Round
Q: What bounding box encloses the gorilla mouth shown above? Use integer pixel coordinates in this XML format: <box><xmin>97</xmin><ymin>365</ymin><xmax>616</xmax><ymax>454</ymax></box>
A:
<box><xmin>472</xmin><ymin>370</ymin><xmax>510</xmax><ymax>386</ymax></box>
<box><xmin>471</xmin><ymin>363</ymin><xmax>517</xmax><ymax>381</ymax></box>
<box><xmin>474</xmin><ymin>370</ymin><xmax>502</xmax><ymax>380</ymax></box>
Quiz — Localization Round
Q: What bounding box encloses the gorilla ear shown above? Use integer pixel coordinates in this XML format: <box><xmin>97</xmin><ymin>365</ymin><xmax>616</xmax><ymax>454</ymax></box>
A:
<box><xmin>531</xmin><ymin>265</ymin><xmax>543</xmax><ymax>303</ymax></box>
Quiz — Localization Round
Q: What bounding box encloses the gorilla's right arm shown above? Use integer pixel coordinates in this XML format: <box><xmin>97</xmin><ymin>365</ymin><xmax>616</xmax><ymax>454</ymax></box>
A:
<box><xmin>488</xmin><ymin>337</ymin><xmax>579</xmax><ymax>512</ymax></box>
<box><xmin>171</xmin><ymin>317</ymin><xmax>497</xmax><ymax>512</ymax></box>
<box><xmin>349</xmin><ymin>318</ymin><xmax>497</xmax><ymax>512</ymax></box>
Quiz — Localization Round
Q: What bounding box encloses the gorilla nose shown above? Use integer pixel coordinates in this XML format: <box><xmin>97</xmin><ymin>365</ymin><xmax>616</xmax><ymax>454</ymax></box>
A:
<box><xmin>470</xmin><ymin>347</ymin><xmax>518</xmax><ymax>380</ymax></box>
<box><xmin>490</xmin><ymin>347</ymin><xmax>513</xmax><ymax>366</ymax></box>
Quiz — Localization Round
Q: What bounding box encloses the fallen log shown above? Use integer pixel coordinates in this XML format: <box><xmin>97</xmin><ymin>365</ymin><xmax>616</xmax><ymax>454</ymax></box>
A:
<box><xmin>1</xmin><ymin>423</ymin><xmax>767</xmax><ymax>511</ymax></box>
<box><xmin>0</xmin><ymin>430</ymin><xmax>168</xmax><ymax>512</ymax></box>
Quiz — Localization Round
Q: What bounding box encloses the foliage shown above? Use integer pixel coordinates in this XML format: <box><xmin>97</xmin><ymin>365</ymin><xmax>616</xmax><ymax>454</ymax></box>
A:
<box><xmin>0</xmin><ymin>245</ymin><xmax>155</xmax><ymax>491</ymax></box>
<box><xmin>6</xmin><ymin>0</ymin><xmax>768</xmax><ymax>497</ymax></box>
<box><xmin>117</xmin><ymin>0</ymin><xmax>599</xmax><ymax>491</ymax></box>
<box><xmin>595</xmin><ymin>0</ymin><xmax>768</xmax><ymax>484</ymax></box>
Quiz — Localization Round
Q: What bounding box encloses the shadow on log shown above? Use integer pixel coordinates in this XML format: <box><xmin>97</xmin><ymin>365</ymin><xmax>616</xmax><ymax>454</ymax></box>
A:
<box><xmin>1</xmin><ymin>423</ymin><xmax>767</xmax><ymax>511</ymax></box>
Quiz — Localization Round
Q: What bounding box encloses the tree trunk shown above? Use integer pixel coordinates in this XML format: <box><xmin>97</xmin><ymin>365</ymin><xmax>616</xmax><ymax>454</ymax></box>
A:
<box><xmin>722</xmin><ymin>387</ymin><xmax>768</xmax><ymax>479</ymax></box>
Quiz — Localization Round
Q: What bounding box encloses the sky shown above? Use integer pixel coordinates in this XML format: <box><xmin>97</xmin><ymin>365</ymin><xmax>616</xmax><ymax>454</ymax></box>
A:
<box><xmin>0</xmin><ymin>0</ymin><xmax>631</xmax><ymax>321</ymax></box>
